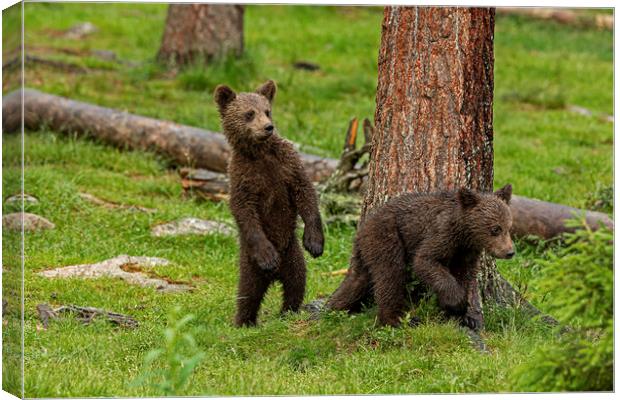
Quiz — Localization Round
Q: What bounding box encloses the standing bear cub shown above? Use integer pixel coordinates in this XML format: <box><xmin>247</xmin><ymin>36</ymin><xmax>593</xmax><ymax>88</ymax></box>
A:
<box><xmin>326</xmin><ymin>185</ymin><xmax>514</xmax><ymax>331</ymax></box>
<box><xmin>214</xmin><ymin>80</ymin><xmax>324</xmax><ymax>327</ymax></box>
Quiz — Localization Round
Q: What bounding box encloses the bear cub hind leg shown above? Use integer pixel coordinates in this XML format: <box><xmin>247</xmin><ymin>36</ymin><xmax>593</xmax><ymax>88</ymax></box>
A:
<box><xmin>234</xmin><ymin>257</ymin><xmax>273</xmax><ymax>327</ymax></box>
<box><xmin>279</xmin><ymin>241</ymin><xmax>307</xmax><ymax>314</ymax></box>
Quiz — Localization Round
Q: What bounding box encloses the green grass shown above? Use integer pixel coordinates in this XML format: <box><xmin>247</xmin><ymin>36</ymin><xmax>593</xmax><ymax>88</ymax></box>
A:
<box><xmin>2</xmin><ymin>4</ymin><xmax>613</xmax><ymax>396</ymax></box>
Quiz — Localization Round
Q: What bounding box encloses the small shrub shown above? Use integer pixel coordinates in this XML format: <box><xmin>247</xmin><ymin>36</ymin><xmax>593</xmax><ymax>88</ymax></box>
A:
<box><xmin>512</xmin><ymin>218</ymin><xmax>613</xmax><ymax>392</ymax></box>
<box><xmin>132</xmin><ymin>307</ymin><xmax>205</xmax><ymax>396</ymax></box>
<box><xmin>586</xmin><ymin>184</ymin><xmax>613</xmax><ymax>214</ymax></box>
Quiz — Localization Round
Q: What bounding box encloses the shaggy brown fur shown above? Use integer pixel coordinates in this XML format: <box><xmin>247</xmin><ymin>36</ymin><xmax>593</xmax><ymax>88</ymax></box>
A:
<box><xmin>214</xmin><ymin>80</ymin><xmax>324</xmax><ymax>327</ymax></box>
<box><xmin>326</xmin><ymin>185</ymin><xmax>514</xmax><ymax>330</ymax></box>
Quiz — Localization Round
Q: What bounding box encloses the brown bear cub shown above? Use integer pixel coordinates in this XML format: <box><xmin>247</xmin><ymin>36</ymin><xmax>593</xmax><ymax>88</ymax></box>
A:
<box><xmin>326</xmin><ymin>185</ymin><xmax>514</xmax><ymax>331</ymax></box>
<box><xmin>214</xmin><ymin>80</ymin><xmax>324</xmax><ymax>327</ymax></box>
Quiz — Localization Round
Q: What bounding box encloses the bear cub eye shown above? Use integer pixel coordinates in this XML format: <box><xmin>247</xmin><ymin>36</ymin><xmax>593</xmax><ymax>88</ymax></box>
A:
<box><xmin>244</xmin><ymin>110</ymin><xmax>255</xmax><ymax>122</ymax></box>
<box><xmin>490</xmin><ymin>225</ymin><xmax>502</xmax><ymax>236</ymax></box>
<box><xmin>265</xmin><ymin>110</ymin><xmax>271</xmax><ymax>118</ymax></box>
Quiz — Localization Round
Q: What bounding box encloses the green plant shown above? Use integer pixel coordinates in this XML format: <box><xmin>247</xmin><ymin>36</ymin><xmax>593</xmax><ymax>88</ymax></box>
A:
<box><xmin>132</xmin><ymin>307</ymin><xmax>206</xmax><ymax>396</ymax></box>
<box><xmin>586</xmin><ymin>184</ymin><xmax>613</xmax><ymax>214</ymax></box>
<box><xmin>512</xmin><ymin>218</ymin><xmax>613</xmax><ymax>391</ymax></box>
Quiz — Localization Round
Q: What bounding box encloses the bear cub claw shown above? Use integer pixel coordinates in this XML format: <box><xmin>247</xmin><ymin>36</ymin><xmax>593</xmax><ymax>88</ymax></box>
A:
<box><xmin>408</xmin><ymin>316</ymin><xmax>422</xmax><ymax>327</ymax></box>
<box><xmin>461</xmin><ymin>312</ymin><xmax>484</xmax><ymax>331</ymax></box>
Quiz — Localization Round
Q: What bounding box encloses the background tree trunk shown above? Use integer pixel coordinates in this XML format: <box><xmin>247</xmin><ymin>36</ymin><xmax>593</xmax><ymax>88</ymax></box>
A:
<box><xmin>365</xmin><ymin>6</ymin><xmax>517</xmax><ymax>307</ymax></box>
<box><xmin>157</xmin><ymin>4</ymin><xmax>244</xmax><ymax>67</ymax></box>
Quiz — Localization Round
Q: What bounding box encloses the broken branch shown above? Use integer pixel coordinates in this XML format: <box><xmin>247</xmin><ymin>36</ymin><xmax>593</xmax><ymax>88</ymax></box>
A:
<box><xmin>36</xmin><ymin>303</ymin><xmax>138</xmax><ymax>328</ymax></box>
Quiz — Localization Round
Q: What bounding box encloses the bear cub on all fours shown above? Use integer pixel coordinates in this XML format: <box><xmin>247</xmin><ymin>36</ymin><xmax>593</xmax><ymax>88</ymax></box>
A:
<box><xmin>214</xmin><ymin>80</ymin><xmax>324</xmax><ymax>327</ymax></box>
<box><xmin>326</xmin><ymin>185</ymin><xmax>515</xmax><ymax>331</ymax></box>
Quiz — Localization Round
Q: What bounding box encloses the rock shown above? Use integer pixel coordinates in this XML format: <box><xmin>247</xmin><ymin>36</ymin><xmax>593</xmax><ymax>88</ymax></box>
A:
<box><xmin>4</xmin><ymin>193</ymin><xmax>39</xmax><ymax>205</ymax></box>
<box><xmin>567</xmin><ymin>104</ymin><xmax>592</xmax><ymax>117</ymax></box>
<box><xmin>38</xmin><ymin>255</ymin><xmax>191</xmax><ymax>293</ymax></box>
<box><xmin>3</xmin><ymin>212</ymin><xmax>55</xmax><ymax>231</ymax></box>
<box><xmin>92</xmin><ymin>49</ymin><xmax>117</xmax><ymax>61</ymax></box>
<box><xmin>151</xmin><ymin>217</ymin><xmax>234</xmax><ymax>237</ymax></box>
<box><xmin>64</xmin><ymin>22</ymin><xmax>98</xmax><ymax>39</ymax></box>
<box><xmin>303</xmin><ymin>298</ymin><xmax>327</xmax><ymax>320</ymax></box>
<box><xmin>567</xmin><ymin>104</ymin><xmax>613</xmax><ymax>123</ymax></box>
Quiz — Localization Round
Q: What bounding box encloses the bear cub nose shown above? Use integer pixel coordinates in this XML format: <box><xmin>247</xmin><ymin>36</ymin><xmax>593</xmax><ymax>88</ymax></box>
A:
<box><xmin>506</xmin><ymin>250</ymin><xmax>515</xmax><ymax>259</ymax></box>
<box><xmin>265</xmin><ymin>124</ymin><xmax>274</xmax><ymax>132</ymax></box>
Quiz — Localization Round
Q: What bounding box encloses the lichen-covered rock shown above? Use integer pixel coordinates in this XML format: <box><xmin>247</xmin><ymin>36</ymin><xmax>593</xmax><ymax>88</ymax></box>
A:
<box><xmin>3</xmin><ymin>212</ymin><xmax>54</xmax><ymax>231</ymax></box>
<box><xmin>64</xmin><ymin>22</ymin><xmax>98</xmax><ymax>39</ymax></box>
<box><xmin>38</xmin><ymin>255</ymin><xmax>191</xmax><ymax>293</ymax></box>
<box><xmin>151</xmin><ymin>217</ymin><xmax>234</xmax><ymax>237</ymax></box>
<box><xmin>4</xmin><ymin>194</ymin><xmax>39</xmax><ymax>205</ymax></box>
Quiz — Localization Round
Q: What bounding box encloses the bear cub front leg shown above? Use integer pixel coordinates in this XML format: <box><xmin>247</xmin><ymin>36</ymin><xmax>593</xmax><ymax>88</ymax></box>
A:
<box><xmin>437</xmin><ymin>283</ymin><xmax>468</xmax><ymax>317</ymax></box>
<box><xmin>412</xmin><ymin>254</ymin><xmax>468</xmax><ymax>317</ymax></box>
<box><xmin>293</xmin><ymin>166</ymin><xmax>325</xmax><ymax>259</ymax></box>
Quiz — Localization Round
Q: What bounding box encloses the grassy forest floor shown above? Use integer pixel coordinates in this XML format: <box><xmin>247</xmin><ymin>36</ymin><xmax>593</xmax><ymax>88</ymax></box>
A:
<box><xmin>2</xmin><ymin>4</ymin><xmax>613</xmax><ymax>396</ymax></box>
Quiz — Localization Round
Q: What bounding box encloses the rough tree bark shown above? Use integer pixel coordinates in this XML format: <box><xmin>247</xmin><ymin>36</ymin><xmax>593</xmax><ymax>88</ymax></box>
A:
<box><xmin>157</xmin><ymin>4</ymin><xmax>244</xmax><ymax>66</ymax></box>
<box><xmin>365</xmin><ymin>7</ymin><xmax>520</xmax><ymax>308</ymax></box>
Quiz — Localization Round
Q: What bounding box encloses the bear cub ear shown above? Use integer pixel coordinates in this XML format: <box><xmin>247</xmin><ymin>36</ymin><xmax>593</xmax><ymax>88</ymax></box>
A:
<box><xmin>494</xmin><ymin>184</ymin><xmax>512</xmax><ymax>204</ymax></box>
<box><xmin>214</xmin><ymin>85</ymin><xmax>237</xmax><ymax>111</ymax></box>
<box><xmin>256</xmin><ymin>80</ymin><xmax>277</xmax><ymax>103</ymax></box>
<box><xmin>458</xmin><ymin>187</ymin><xmax>479</xmax><ymax>209</ymax></box>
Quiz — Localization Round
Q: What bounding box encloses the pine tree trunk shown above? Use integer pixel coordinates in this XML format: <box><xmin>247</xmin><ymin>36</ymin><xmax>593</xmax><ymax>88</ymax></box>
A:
<box><xmin>157</xmin><ymin>4</ymin><xmax>244</xmax><ymax>67</ymax></box>
<box><xmin>365</xmin><ymin>6</ymin><xmax>515</xmax><ymax>307</ymax></box>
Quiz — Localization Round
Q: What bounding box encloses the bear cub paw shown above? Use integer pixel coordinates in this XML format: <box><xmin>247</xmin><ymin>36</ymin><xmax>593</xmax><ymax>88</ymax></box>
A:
<box><xmin>253</xmin><ymin>242</ymin><xmax>280</xmax><ymax>271</ymax></box>
<box><xmin>303</xmin><ymin>229</ymin><xmax>324</xmax><ymax>258</ymax></box>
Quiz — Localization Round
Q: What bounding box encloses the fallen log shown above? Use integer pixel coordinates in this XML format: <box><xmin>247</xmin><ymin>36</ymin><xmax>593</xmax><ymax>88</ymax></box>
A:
<box><xmin>179</xmin><ymin>168</ymin><xmax>230</xmax><ymax>202</ymax></box>
<box><xmin>497</xmin><ymin>8</ymin><xmax>613</xmax><ymax>31</ymax></box>
<box><xmin>180</xmin><ymin>167</ymin><xmax>613</xmax><ymax>240</ymax></box>
<box><xmin>510</xmin><ymin>196</ymin><xmax>613</xmax><ymax>240</ymax></box>
<box><xmin>3</xmin><ymin>89</ymin><xmax>611</xmax><ymax>239</ymax></box>
<box><xmin>2</xmin><ymin>89</ymin><xmax>337</xmax><ymax>182</ymax></box>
